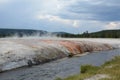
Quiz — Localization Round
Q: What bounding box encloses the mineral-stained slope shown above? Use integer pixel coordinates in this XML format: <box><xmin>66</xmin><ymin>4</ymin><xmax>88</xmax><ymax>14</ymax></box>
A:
<box><xmin>0</xmin><ymin>39</ymin><xmax>113</xmax><ymax>72</ymax></box>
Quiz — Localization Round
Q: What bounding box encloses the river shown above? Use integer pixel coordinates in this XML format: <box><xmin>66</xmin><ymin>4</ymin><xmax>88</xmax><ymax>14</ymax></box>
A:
<box><xmin>0</xmin><ymin>49</ymin><xmax>120</xmax><ymax>80</ymax></box>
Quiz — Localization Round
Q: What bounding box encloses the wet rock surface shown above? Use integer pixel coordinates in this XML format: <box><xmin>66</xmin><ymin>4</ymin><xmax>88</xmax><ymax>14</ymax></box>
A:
<box><xmin>0</xmin><ymin>38</ymin><xmax>114</xmax><ymax>72</ymax></box>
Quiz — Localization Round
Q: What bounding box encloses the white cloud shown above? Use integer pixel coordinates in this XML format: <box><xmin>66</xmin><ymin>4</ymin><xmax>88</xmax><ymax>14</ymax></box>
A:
<box><xmin>36</xmin><ymin>14</ymin><xmax>80</xmax><ymax>28</ymax></box>
<box><xmin>33</xmin><ymin>0</ymin><xmax>78</xmax><ymax>16</ymax></box>
<box><xmin>0</xmin><ymin>0</ymin><xmax>120</xmax><ymax>33</ymax></box>
<box><xmin>0</xmin><ymin>0</ymin><xmax>13</xmax><ymax>4</ymax></box>
<box><xmin>73</xmin><ymin>20</ymin><xmax>80</xmax><ymax>28</ymax></box>
<box><xmin>0</xmin><ymin>0</ymin><xmax>15</xmax><ymax>7</ymax></box>
<box><xmin>0</xmin><ymin>0</ymin><xmax>7</xmax><ymax>3</ymax></box>
<box><xmin>105</xmin><ymin>22</ymin><xmax>120</xmax><ymax>29</ymax></box>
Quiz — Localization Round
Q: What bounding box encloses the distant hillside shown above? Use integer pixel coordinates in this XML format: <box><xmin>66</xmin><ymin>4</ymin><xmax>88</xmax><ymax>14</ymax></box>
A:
<box><xmin>0</xmin><ymin>29</ymin><xmax>119</xmax><ymax>38</ymax></box>
<box><xmin>0</xmin><ymin>29</ymin><xmax>47</xmax><ymax>37</ymax></box>
<box><xmin>80</xmin><ymin>29</ymin><xmax>120</xmax><ymax>38</ymax></box>
<box><xmin>52</xmin><ymin>32</ymin><xmax>75</xmax><ymax>37</ymax></box>
<box><xmin>56</xmin><ymin>29</ymin><xmax>120</xmax><ymax>38</ymax></box>
<box><xmin>0</xmin><ymin>29</ymin><xmax>76</xmax><ymax>38</ymax></box>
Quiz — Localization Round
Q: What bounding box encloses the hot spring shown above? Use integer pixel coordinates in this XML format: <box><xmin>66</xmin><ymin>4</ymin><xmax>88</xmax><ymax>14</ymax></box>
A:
<box><xmin>0</xmin><ymin>38</ymin><xmax>119</xmax><ymax>72</ymax></box>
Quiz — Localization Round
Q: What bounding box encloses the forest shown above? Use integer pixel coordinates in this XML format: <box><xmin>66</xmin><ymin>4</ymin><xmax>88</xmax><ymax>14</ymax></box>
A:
<box><xmin>59</xmin><ymin>29</ymin><xmax>120</xmax><ymax>38</ymax></box>
<box><xmin>0</xmin><ymin>29</ymin><xmax>119</xmax><ymax>38</ymax></box>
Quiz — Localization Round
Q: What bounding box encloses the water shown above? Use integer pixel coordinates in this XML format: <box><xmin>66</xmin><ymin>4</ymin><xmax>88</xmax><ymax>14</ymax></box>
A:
<box><xmin>0</xmin><ymin>49</ymin><xmax>120</xmax><ymax>80</ymax></box>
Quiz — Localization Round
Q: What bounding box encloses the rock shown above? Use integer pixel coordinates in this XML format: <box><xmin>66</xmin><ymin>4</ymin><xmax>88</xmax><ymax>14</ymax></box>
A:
<box><xmin>68</xmin><ymin>53</ymin><xmax>74</xmax><ymax>58</ymax></box>
<box><xmin>27</xmin><ymin>60</ymin><xmax>33</xmax><ymax>67</ymax></box>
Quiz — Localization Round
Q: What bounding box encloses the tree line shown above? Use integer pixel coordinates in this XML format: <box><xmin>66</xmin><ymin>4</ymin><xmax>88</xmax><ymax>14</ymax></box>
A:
<box><xmin>59</xmin><ymin>30</ymin><xmax>120</xmax><ymax>38</ymax></box>
<box><xmin>0</xmin><ymin>29</ymin><xmax>120</xmax><ymax>38</ymax></box>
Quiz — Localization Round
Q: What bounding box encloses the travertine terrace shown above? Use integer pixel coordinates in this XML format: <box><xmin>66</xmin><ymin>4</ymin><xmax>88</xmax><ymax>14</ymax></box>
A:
<box><xmin>0</xmin><ymin>38</ymin><xmax>117</xmax><ymax>72</ymax></box>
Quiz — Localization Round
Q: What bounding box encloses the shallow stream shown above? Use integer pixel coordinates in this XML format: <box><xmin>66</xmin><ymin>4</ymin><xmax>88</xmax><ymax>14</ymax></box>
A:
<box><xmin>0</xmin><ymin>49</ymin><xmax>120</xmax><ymax>80</ymax></box>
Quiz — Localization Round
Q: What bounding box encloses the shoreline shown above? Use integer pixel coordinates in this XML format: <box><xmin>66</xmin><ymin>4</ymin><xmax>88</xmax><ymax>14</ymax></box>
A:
<box><xmin>61</xmin><ymin>55</ymin><xmax>120</xmax><ymax>80</ymax></box>
<box><xmin>0</xmin><ymin>38</ymin><xmax>115</xmax><ymax>72</ymax></box>
<box><xmin>0</xmin><ymin>49</ymin><xmax>120</xmax><ymax>80</ymax></box>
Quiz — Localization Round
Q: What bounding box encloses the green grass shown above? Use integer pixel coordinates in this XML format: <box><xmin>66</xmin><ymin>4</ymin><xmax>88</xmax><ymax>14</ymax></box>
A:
<box><xmin>56</xmin><ymin>56</ymin><xmax>120</xmax><ymax>80</ymax></box>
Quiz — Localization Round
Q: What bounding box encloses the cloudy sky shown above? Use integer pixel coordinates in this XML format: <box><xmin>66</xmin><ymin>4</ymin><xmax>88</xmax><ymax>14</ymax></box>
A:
<box><xmin>0</xmin><ymin>0</ymin><xmax>120</xmax><ymax>33</ymax></box>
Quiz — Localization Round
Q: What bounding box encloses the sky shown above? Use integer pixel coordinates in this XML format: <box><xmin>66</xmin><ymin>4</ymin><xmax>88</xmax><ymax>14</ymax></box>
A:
<box><xmin>0</xmin><ymin>0</ymin><xmax>120</xmax><ymax>33</ymax></box>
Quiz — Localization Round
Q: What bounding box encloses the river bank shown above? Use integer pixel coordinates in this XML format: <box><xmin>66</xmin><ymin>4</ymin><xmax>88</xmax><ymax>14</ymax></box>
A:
<box><xmin>61</xmin><ymin>55</ymin><xmax>120</xmax><ymax>80</ymax></box>
<box><xmin>0</xmin><ymin>38</ymin><xmax>120</xmax><ymax>80</ymax></box>
<box><xmin>0</xmin><ymin>38</ymin><xmax>114</xmax><ymax>72</ymax></box>
<box><xmin>0</xmin><ymin>49</ymin><xmax>120</xmax><ymax>80</ymax></box>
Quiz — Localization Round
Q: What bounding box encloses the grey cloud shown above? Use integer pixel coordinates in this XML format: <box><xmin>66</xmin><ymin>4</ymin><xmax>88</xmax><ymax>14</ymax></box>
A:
<box><xmin>0</xmin><ymin>0</ymin><xmax>119</xmax><ymax>33</ymax></box>
<box><xmin>60</xmin><ymin>0</ymin><xmax>120</xmax><ymax>21</ymax></box>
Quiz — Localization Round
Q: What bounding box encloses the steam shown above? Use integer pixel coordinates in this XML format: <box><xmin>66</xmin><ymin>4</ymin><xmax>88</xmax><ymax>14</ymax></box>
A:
<box><xmin>5</xmin><ymin>32</ymin><xmax>60</xmax><ymax>39</ymax></box>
